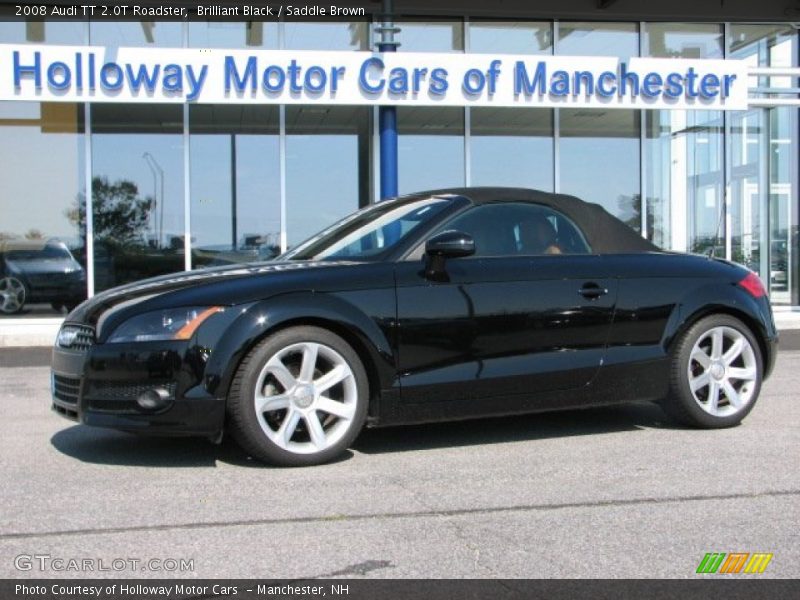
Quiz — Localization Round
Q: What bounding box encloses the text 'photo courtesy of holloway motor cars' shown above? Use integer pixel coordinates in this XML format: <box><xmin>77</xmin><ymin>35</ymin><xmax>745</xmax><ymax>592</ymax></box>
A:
<box><xmin>50</xmin><ymin>188</ymin><xmax>778</xmax><ymax>467</ymax></box>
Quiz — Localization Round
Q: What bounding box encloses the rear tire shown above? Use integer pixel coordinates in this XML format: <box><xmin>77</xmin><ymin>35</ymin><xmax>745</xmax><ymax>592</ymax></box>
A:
<box><xmin>228</xmin><ymin>326</ymin><xmax>369</xmax><ymax>466</ymax></box>
<box><xmin>662</xmin><ymin>314</ymin><xmax>763</xmax><ymax>428</ymax></box>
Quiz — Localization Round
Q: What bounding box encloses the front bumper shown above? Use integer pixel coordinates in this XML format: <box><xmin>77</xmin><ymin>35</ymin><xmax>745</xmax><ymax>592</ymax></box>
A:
<box><xmin>51</xmin><ymin>339</ymin><xmax>226</xmax><ymax>437</ymax></box>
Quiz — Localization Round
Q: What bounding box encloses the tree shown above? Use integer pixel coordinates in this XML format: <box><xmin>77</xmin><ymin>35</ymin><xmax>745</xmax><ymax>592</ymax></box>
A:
<box><xmin>24</xmin><ymin>229</ymin><xmax>44</xmax><ymax>240</ymax></box>
<box><xmin>67</xmin><ymin>177</ymin><xmax>153</xmax><ymax>246</ymax></box>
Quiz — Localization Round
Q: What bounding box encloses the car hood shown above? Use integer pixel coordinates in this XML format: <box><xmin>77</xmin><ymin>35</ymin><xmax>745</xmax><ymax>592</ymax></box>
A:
<box><xmin>67</xmin><ymin>260</ymin><xmax>361</xmax><ymax>337</ymax></box>
<box><xmin>7</xmin><ymin>258</ymin><xmax>82</xmax><ymax>275</ymax></box>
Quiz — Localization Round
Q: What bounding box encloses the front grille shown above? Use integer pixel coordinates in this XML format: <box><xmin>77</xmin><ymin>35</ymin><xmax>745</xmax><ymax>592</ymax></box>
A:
<box><xmin>28</xmin><ymin>273</ymin><xmax>72</xmax><ymax>286</ymax></box>
<box><xmin>56</xmin><ymin>324</ymin><xmax>95</xmax><ymax>352</ymax></box>
<box><xmin>52</xmin><ymin>374</ymin><xmax>81</xmax><ymax>405</ymax></box>
<box><xmin>52</xmin><ymin>403</ymin><xmax>79</xmax><ymax>421</ymax></box>
<box><xmin>87</xmin><ymin>381</ymin><xmax>176</xmax><ymax>401</ymax></box>
<box><xmin>85</xmin><ymin>381</ymin><xmax>176</xmax><ymax>414</ymax></box>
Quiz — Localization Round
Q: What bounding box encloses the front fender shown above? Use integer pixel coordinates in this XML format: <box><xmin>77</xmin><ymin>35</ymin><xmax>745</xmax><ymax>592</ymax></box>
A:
<box><xmin>203</xmin><ymin>290</ymin><xmax>397</xmax><ymax>401</ymax></box>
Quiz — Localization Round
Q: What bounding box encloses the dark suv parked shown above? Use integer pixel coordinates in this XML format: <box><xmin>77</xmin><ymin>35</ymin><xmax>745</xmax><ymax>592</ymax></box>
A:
<box><xmin>0</xmin><ymin>240</ymin><xmax>86</xmax><ymax>314</ymax></box>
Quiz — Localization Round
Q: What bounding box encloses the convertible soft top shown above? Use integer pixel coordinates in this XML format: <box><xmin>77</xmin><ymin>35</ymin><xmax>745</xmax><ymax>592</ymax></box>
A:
<box><xmin>412</xmin><ymin>187</ymin><xmax>659</xmax><ymax>254</ymax></box>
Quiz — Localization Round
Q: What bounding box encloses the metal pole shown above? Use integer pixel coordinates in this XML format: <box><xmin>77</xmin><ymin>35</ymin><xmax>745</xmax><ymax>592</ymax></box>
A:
<box><xmin>376</xmin><ymin>0</ymin><xmax>399</xmax><ymax>200</ymax></box>
<box><xmin>84</xmin><ymin>102</ymin><xmax>94</xmax><ymax>297</ymax></box>
<box><xmin>142</xmin><ymin>152</ymin><xmax>164</xmax><ymax>247</ymax></box>
<box><xmin>142</xmin><ymin>153</ymin><xmax>158</xmax><ymax>240</ymax></box>
<box><xmin>230</xmin><ymin>134</ymin><xmax>238</xmax><ymax>251</ymax></box>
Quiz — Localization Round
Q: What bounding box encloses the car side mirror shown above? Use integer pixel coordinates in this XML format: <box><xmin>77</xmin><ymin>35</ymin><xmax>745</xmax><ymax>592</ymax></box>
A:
<box><xmin>424</xmin><ymin>230</ymin><xmax>475</xmax><ymax>280</ymax></box>
<box><xmin>425</xmin><ymin>230</ymin><xmax>475</xmax><ymax>258</ymax></box>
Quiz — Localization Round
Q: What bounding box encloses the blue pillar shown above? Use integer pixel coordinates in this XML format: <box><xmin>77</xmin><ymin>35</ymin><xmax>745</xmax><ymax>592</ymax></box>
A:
<box><xmin>379</xmin><ymin>106</ymin><xmax>398</xmax><ymax>200</ymax></box>
<box><xmin>377</xmin><ymin>1</ymin><xmax>399</xmax><ymax>201</ymax></box>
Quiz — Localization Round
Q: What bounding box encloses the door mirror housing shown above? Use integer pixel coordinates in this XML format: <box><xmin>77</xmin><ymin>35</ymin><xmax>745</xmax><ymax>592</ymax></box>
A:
<box><xmin>424</xmin><ymin>230</ymin><xmax>475</xmax><ymax>281</ymax></box>
<box><xmin>425</xmin><ymin>230</ymin><xmax>475</xmax><ymax>259</ymax></box>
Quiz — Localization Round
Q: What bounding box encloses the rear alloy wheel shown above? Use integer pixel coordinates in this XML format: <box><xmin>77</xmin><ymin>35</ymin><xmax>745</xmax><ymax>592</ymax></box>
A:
<box><xmin>664</xmin><ymin>314</ymin><xmax>763</xmax><ymax>428</ymax></box>
<box><xmin>0</xmin><ymin>276</ymin><xmax>27</xmax><ymax>314</ymax></box>
<box><xmin>228</xmin><ymin>326</ymin><xmax>368</xmax><ymax>466</ymax></box>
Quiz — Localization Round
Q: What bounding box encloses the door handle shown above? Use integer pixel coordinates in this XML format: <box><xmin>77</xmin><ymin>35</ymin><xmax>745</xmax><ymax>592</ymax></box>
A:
<box><xmin>579</xmin><ymin>283</ymin><xmax>608</xmax><ymax>300</ymax></box>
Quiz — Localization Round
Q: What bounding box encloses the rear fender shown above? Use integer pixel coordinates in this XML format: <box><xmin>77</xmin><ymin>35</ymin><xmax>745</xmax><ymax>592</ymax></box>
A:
<box><xmin>662</xmin><ymin>281</ymin><xmax>777</xmax><ymax>373</ymax></box>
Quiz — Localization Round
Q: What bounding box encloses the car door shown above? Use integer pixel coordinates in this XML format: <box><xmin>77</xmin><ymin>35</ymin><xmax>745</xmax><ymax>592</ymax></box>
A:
<box><xmin>394</xmin><ymin>202</ymin><xmax>618</xmax><ymax>409</ymax></box>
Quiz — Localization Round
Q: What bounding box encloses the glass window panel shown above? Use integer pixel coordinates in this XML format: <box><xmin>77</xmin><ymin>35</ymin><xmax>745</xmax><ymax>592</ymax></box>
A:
<box><xmin>559</xmin><ymin>109</ymin><xmax>641</xmax><ymax>231</ymax></box>
<box><xmin>468</xmin><ymin>21</ymin><xmax>552</xmax><ymax>55</ymax></box>
<box><xmin>644</xmin><ymin>23</ymin><xmax>723</xmax><ymax>58</ymax></box>
<box><xmin>0</xmin><ymin>20</ymin><xmax>85</xmax><ymax>44</ymax></box>
<box><xmin>0</xmin><ymin>101</ymin><xmax>86</xmax><ymax>317</ymax></box>
<box><xmin>189</xmin><ymin>106</ymin><xmax>281</xmax><ymax>266</ymax></box>
<box><xmin>189</xmin><ymin>22</ymin><xmax>279</xmax><ymax>49</ymax></box>
<box><xmin>557</xmin><ymin>22</ymin><xmax>638</xmax><ymax>58</ymax></box>
<box><xmin>730</xmin><ymin>25</ymin><xmax>796</xmax><ymax>97</ymax></box>
<box><xmin>730</xmin><ymin>24</ymin><xmax>796</xmax><ymax>60</ymax></box>
<box><xmin>286</xmin><ymin>106</ymin><xmax>370</xmax><ymax>247</ymax></box>
<box><xmin>90</xmin><ymin>21</ymin><xmax>183</xmax><ymax>47</ymax></box>
<box><xmin>90</xmin><ymin>104</ymin><xmax>184</xmax><ymax>291</ymax></box>
<box><xmin>399</xmin><ymin>21</ymin><xmax>464</xmax><ymax>52</ymax></box>
<box><xmin>729</xmin><ymin>25</ymin><xmax>797</xmax><ymax>302</ymax></box>
<box><xmin>284</xmin><ymin>22</ymin><xmax>368</xmax><ymax>51</ymax></box>
<box><xmin>644</xmin><ymin>111</ymin><xmax>672</xmax><ymax>248</ymax></box>
<box><xmin>398</xmin><ymin>107</ymin><xmax>465</xmax><ymax>194</ymax></box>
<box><xmin>646</xmin><ymin>110</ymin><xmax>724</xmax><ymax>254</ymax></box>
<box><xmin>470</xmin><ymin>108</ymin><xmax>553</xmax><ymax>191</ymax></box>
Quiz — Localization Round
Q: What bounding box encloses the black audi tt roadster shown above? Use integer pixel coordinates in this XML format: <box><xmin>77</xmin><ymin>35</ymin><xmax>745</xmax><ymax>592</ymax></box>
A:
<box><xmin>52</xmin><ymin>188</ymin><xmax>778</xmax><ymax>466</ymax></box>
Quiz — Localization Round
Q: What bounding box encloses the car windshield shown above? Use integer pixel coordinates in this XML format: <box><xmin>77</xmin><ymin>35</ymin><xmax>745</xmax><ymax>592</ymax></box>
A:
<box><xmin>6</xmin><ymin>246</ymin><xmax>72</xmax><ymax>260</ymax></box>
<box><xmin>282</xmin><ymin>196</ymin><xmax>452</xmax><ymax>261</ymax></box>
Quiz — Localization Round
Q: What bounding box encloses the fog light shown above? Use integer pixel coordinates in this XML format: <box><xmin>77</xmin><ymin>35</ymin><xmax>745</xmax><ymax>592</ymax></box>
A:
<box><xmin>136</xmin><ymin>388</ymin><xmax>171</xmax><ymax>411</ymax></box>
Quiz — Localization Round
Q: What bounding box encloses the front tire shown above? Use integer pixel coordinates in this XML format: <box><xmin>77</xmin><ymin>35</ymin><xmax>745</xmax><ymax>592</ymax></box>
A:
<box><xmin>663</xmin><ymin>314</ymin><xmax>763</xmax><ymax>428</ymax></box>
<box><xmin>0</xmin><ymin>276</ymin><xmax>27</xmax><ymax>314</ymax></box>
<box><xmin>228</xmin><ymin>326</ymin><xmax>369</xmax><ymax>466</ymax></box>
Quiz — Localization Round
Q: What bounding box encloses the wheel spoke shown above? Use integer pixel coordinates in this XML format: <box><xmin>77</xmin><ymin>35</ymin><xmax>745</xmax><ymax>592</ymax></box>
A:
<box><xmin>728</xmin><ymin>366</ymin><xmax>756</xmax><ymax>381</ymax></box>
<box><xmin>305</xmin><ymin>412</ymin><xmax>327</xmax><ymax>449</ymax></box>
<box><xmin>690</xmin><ymin>372</ymin><xmax>710</xmax><ymax>392</ymax></box>
<box><xmin>298</xmin><ymin>343</ymin><xmax>319</xmax><ymax>383</ymax></box>
<box><xmin>722</xmin><ymin>380</ymin><xmax>742</xmax><ymax>408</ymax></box>
<box><xmin>266</xmin><ymin>356</ymin><xmax>297</xmax><ymax>391</ymax></box>
<box><xmin>710</xmin><ymin>329</ymin><xmax>724</xmax><ymax>360</ymax></box>
<box><xmin>317</xmin><ymin>396</ymin><xmax>355</xmax><ymax>420</ymax></box>
<box><xmin>690</xmin><ymin>348</ymin><xmax>712</xmax><ymax>369</ymax></box>
<box><xmin>253</xmin><ymin>338</ymin><xmax>360</xmax><ymax>456</ymax></box>
<box><xmin>255</xmin><ymin>392</ymin><xmax>290</xmax><ymax>414</ymax></box>
<box><xmin>722</xmin><ymin>335</ymin><xmax>745</xmax><ymax>365</ymax></box>
<box><xmin>314</xmin><ymin>364</ymin><xmax>348</xmax><ymax>393</ymax></box>
<box><xmin>277</xmin><ymin>409</ymin><xmax>301</xmax><ymax>446</ymax></box>
<box><xmin>707</xmin><ymin>381</ymin><xmax>720</xmax><ymax>411</ymax></box>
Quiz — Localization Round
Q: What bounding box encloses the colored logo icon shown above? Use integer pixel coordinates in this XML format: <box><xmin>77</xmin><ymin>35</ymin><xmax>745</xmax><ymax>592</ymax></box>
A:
<box><xmin>696</xmin><ymin>552</ymin><xmax>773</xmax><ymax>574</ymax></box>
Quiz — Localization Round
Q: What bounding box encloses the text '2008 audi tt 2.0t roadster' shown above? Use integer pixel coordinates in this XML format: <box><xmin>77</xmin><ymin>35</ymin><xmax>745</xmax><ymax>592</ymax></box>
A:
<box><xmin>51</xmin><ymin>188</ymin><xmax>778</xmax><ymax>466</ymax></box>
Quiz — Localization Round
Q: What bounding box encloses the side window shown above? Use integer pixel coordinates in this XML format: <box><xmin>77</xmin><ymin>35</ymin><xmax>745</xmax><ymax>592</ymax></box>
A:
<box><xmin>433</xmin><ymin>203</ymin><xmax>591</xmax><ymax>257</ymax></box>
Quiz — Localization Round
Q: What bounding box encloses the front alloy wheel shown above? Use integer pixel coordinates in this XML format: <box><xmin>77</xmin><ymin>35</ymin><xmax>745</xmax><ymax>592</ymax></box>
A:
<box><xmin>228</xmin><ymin>326</ymin><xmax>368</xmax><ymax>466</ymax></box>
<box><xmin>664</xmin><ymin>314</ymin><xmax>763</xmax><ymax>428</ymax></box>
<box><xmin>0</xmin><ymin>277</ymin><xmax>26</xmax><ymax>314</ymax></box>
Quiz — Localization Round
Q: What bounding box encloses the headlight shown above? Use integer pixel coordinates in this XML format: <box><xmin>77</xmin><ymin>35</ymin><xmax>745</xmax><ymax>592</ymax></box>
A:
<box><xmin>107</xmin><ymin>306</ymin><xmax>223</xmax><ymax>343</ymax></box>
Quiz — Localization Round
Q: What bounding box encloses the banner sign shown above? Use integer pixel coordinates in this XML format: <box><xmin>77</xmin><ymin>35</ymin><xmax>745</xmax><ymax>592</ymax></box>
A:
<box><xmin>0</xmin><ymin>44</ymin><xmax>749</xmax><ymax>110</ymax></box>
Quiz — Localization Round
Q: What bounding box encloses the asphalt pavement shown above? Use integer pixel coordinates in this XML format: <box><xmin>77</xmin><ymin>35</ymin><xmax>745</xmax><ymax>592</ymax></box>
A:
<box><xmin>0</xmin><ymin>352</ymin><xmax>798</xmax><ymax>579</ymax></box>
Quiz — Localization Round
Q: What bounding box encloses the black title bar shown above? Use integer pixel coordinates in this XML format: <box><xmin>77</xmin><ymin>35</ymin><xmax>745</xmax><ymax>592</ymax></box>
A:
<box><xmin>3</xmin><ymin>579</ymin><xmax>800</xmax><ymax>600</ymax></box>
<box><xmin>2</xmin><ymin>1</ymin><xmax>382</xmax><ymax>22</ymax></box>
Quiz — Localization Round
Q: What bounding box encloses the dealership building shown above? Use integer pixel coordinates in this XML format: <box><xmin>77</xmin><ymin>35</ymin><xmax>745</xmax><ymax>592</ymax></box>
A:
<box><xmin>0</xmin><ymin>0</ymin><xmax>799</xmax><ymax>344</ymax></box>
